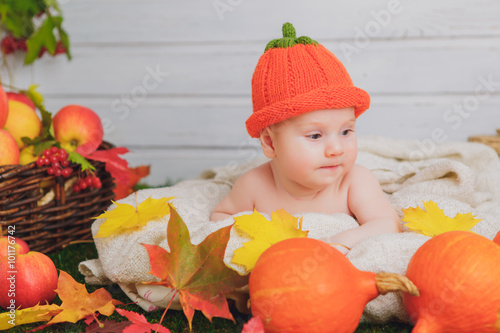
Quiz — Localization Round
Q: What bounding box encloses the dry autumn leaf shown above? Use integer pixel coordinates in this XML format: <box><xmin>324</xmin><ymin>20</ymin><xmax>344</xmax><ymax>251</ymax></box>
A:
<box><xmin>45</xmin><ymin>270</ymin><xmax>122</xmax><ymax>326</ymax></box>
<box><xmin>94</xmin><ymin>195</ymin><xmax>175</xmax><ymax>238</ymax></box>
<box><xmin>115</xmin><ymin>308</ymin><xmax>171</xmax><ymax>333</ymax></box>
<box><xmin>85</xmin><ymin>319</ymin><xmax>132</xmax><ymax>333</ymax></box>
<box><xmin>0</xmin><ymin>271</ymin><xmax>122</xmax><ymax>331</ymax></box>
<box><xmin>0</xmin><ymin>303</ymin><xmax>61</xmax><ymax>330</ymax></box>
<box><xmin>402</xmin><ymin>200</ymin><xmax>482</xmax><ymax>237</ymax></box>
<box><xmin>114</xmin><ymin>165</ymin><xmax>151</xmax><ymax>200</ymax></box>
<box><xmin>231</xmin><ymin>209</ymin><xmax>309</xmax><ymax>273</ymax></box>
<box><xmin>141</xmin><ymin>205</ymin><xmax>248</xmax><ymax>331</ymax></box>
<box><xmin>84</xmin><ymin>147</ymin><xmax>130</xmax><ymax>185</ymax></box>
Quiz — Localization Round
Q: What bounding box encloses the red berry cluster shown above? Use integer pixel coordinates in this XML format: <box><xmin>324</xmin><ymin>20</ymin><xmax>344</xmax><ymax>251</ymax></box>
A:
<box><xmin>72</xmin><ymin>175</ymin><xmax>102</xmax><ymax>193</ymax></box>
<box><xmin>1</xmin><ymin>35</ymin><xmax>67</xmax><ymax>56</ymax></box>
<box><xmin>1</xmin><ymin>35</ymin><xmax>27</xmax><ymax>54</ymax></box>
<box><xmin>36</xmin><ymin>147</ymin><xmax>72</xmax><ymax>177</ymax></box>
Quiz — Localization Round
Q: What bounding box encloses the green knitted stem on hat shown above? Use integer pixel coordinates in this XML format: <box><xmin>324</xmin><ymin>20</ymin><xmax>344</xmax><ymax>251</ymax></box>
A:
<box><xmin>264</xmin><ymin>22</ymin><xmax>318</xmax><ymax>52</ymax></box>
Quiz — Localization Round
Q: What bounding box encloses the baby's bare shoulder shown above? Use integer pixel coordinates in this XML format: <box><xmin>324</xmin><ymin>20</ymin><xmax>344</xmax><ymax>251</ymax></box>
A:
<box><xmin>344</xmin><ymin>164</ymin><xmax>375</xmax><ymax>184</ymax></box>
<box><xmin>234</xmin><ymin>162</ymin><xmax>273</xmax><ymax>189</ymax></box>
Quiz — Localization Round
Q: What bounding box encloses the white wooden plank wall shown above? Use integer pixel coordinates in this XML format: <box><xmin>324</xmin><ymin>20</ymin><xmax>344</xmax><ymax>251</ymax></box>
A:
<box><xmin>1</xmin><ymin>0</ymin><xmax>499</xmax><ymax>185</ymax></box>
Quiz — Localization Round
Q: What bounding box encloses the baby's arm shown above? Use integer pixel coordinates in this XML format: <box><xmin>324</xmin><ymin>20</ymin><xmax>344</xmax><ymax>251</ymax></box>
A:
<box><xmin>327</xmin><ymin>165</ymin><xmax>401</xmax><ymax>252</ymax></box>
<box><xmin>210</xmin><ymin>171</ymin><xmax>256</xmax><ymax>222</ymax></box>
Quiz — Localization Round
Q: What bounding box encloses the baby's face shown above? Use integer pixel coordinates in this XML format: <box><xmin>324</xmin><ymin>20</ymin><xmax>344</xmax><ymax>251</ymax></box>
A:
<box><xmin>269</xmin><ymin>107</ymin><xmax>357</xmax><ymax>189</ymax></box>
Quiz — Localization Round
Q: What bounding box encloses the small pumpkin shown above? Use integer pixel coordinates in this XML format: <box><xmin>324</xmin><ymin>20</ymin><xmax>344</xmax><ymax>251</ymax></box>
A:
<box><xmin>248</xmin><ymin>238</ymin><xmax>418</xmax><ymax>333</ymax></box>
<box><xmin>403</xmin><ymin>231</ymin><xmax>500</xmax><ymax>333</ymax></box>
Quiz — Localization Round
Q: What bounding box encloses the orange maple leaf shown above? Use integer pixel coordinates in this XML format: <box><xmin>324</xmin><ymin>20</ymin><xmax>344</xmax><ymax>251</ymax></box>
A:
<box><xmin>45</xmin><ymin>270</ymin><xmax>122</xmax><ymax>325</ymax></box>
<box><xmin>141</xmin><ymin>206</ymin><xmax>248</xmax><ymax>331</ymax></box>
<box><xmin>1</xmin><ymin>271</ymin><xmax>123</xmax><ymax>331</ymax></box>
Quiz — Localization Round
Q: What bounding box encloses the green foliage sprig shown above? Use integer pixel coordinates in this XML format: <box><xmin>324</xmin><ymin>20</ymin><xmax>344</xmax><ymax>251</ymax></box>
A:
<box><xmin>0</xmin><ymin>0</ymin><xmax>71</xmax><ymax>64</ymax></box>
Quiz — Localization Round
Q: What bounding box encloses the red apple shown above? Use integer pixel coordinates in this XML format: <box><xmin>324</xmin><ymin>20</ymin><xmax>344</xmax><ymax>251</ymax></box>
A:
<box><xmin>53</xmin><ymin>105</ymin><xmax>103</xmax><ymax>155</ymax></box>
<box><xmin>0</xmin><ymin>86</ymin><xmax>8</xmax><ymax>128</ymax></box>
<box><xmin>4</xmin><ymin>93</ymin><xmax>42</xmax><ymax>149</ymax></box>
<box><xmin>5</xmin><ymin>92</ymin><xmax>36</xmax><ymax>110</ymax></box>
<box><xmin>0</xmin><ymin>251</ymin><xmax>58</xmax><ymax>309</ymax></box>
<box><xmin>0</xmin><ymin>235</ymin><xmax>30</xmax><ymax>257</ymax></box>
<box><xmin>0</xmin><ymin>129</ymin><xmax>19</xmax><ymax>165</ymax></box>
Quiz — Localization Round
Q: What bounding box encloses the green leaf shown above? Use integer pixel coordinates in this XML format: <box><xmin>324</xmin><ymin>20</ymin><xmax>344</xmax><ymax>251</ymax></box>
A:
<box><xmin>21</xmin><ymin>136</ymin><xmax>35</xmax><ymax>145</ymax></box>
<box><xmin>34</xmin><ymin>140</ymin><xmax>59</xmax><ymax>156</ymax></box>
<box><xmin>68</xmin><ymin>152</ymin><xmax>96</xmax><ymax>172</ymax></box>
<box><xmin>58</xmin><ymin>26</ymin><xmax>71</xmax><ymax>60</ymax></box>
<box><xmin>10</xmin><ymin>0</ymin><xmax>46</xmax><ymax>17</ymax></box>
<box><xmin>43</xmin><ymin>0</ymin><xmax>59</xmax><ymax>9</ymax></box>
<box><xmin>23</xmin><ymin>85</ymin><xmax>54</xmax><ymax>139</ymax></box>
<box><xmin>24</xmin><ymin>16</ymin><xmax>62</xmax><ymax>64</ymax></box>
<box><xmin>1</xmin><ymin>1</ymin><xmax>70</xmax><ymax>63</ymax></box>
<box><xmin>0</xmin><ymin>1</ymin><xmax>43</xmax><ymax>38</ymax></box>
<box><xmin>27</xmin><ymin>84</ymin><xmax>45</xmax><ymax>108</ymax></box>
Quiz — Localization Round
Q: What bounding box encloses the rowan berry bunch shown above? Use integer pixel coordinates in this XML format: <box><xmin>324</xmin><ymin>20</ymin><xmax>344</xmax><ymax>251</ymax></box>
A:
<box><xmin>72</xmin><ymin>174</ymin><xmax>102</xmax><ymax>193</ymax></box>
<box><xmin>35</xmin><ymin>146</ymin><xmax>72</xmax><ymax>178</ymax></box>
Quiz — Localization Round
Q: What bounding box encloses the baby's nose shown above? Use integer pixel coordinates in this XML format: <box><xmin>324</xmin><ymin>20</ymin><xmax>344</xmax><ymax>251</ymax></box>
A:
<box><xmin>325</xmin><ymin>138</ymin><xmax>343</xmax><ymax>156</ymax></box>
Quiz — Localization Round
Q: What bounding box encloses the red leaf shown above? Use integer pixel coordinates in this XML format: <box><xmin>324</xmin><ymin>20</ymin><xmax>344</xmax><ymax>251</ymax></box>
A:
<box><xmin>241</xmin><ymin>316</ymin><xmax>265</xmax><ymax>333</ymax></box>
<box><xmin>141</xmin><ymin>206</ymin><xmax>248</xmax><ymax>330</ymax></box>
<box><xmin>114</xmin><ymin>165</ymin><xmax>151</xmax><ymax>200</ymax></box>
<box><xmin>115</xmin><ymin>308</ymin><xmax>170</xmax><ymax>333</ymax></box>
<box><xmin>85</xmin><ymin>319</ymin><xmax>133</xmax><ymax>332</ymax></box>
<box><xmin>86</xmin><ymin>147</ymin><xmax>130</xmax><ymax>184</ymax></box>
<box><xmin>84</xmin><ymin>314</ymin><xmax>97</xmax><ymax>325</ymax></box>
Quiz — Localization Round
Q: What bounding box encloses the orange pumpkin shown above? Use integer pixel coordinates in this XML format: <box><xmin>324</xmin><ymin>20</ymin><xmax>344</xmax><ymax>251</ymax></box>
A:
<box><xmin>403</xmin><ymin>231</ymin><xmax>500</xmax><ymax>332</ymax></box>
<box><xmin>248</xmin><ymin>238</ymin><xmax>418</xmax><ymax>333</ymax></box>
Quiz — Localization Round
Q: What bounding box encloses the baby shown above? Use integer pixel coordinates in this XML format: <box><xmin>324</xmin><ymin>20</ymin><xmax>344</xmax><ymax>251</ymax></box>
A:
<box><xmin>211</xmin><ymin>23</ymin><xmax>400</xmax><ymax>254</ymax></box>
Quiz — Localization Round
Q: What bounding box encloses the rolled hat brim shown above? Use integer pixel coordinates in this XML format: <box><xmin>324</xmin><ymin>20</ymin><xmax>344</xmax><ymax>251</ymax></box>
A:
<box><xmin>246</xmin><ymin>85</ymin><xmax>370</xmax><ymax>138</ymax></box>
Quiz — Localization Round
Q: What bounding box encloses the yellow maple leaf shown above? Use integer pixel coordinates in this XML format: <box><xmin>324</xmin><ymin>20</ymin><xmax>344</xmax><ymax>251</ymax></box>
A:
<box><xmin>94</xmin><ymin>195</ymin><xmax>175</xmax><ymax>238</ymax></box>
<box><xmin>231</xmin><ymin>209</ymin><xmax>309</xmax><ymax>274</ymax></box>
<box><xmin>402</xmin><ymin>200</ymin><xmax>482</xmax><ymax>237</ymax></box>
<box><xmin>0</xmin><ymin>304</ymin><xmax>61</xmax><ymax>330</ymax></box>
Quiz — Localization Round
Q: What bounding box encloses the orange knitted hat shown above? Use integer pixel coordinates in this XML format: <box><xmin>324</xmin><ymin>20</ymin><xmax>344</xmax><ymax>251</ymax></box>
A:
<box><xmin>246</xmin><ymin>23</ymin><xmax>370</xmax><ymax>138</ymax></box>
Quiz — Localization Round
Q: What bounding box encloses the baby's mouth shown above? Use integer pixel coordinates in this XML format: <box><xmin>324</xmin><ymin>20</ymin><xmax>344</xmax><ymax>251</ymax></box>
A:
<box><xmin>320</xmin><ymin>165</ymin><xmax>340</xmax><ymax>169</ymax></box>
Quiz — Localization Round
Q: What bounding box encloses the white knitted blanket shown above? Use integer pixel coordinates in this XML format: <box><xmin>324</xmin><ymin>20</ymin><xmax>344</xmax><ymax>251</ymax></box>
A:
<box><xmin>79</xmin><ymin>136</ymin><xmax>500</xmax><ymax>322</ymax></box>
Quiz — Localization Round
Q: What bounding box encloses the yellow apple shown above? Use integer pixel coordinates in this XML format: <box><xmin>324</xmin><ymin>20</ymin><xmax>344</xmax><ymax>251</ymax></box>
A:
<box><xmin>0</xmin><ymin>86</ymin><xmax>7</xmax><ymax>128</ymax></box>
<box><xmin>53</xmin><ymin>105</ymin><xmax>103</xmax><ymax>154</ymax></box>
<box><xmin>4</xmin><ymin>93</ymin><xmax>42</xmax><ymax>149</ymax></box>
<box><xmin>0</xmin><ymin>129</ymin><xmax>19</xmax><ymax>165</ymax></box>
<box><xmin>6</xmin><ymin>92</ymin><xmax>36</xmax><ymax>110</ymax></box>
<box><xmin>19</xmin><ymin>145</ymin><xmax>38</xmax><ymax>165</ymax></box>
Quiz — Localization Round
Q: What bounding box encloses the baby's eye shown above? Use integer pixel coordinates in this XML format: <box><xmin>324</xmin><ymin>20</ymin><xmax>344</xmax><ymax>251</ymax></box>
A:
<box><xmin>340</xmin><ymin>129</ymin><xmax>353</xmax><ymax>136</ymax></box>
<box><xmin>307</xmin><ymin>133</ymin><xmax>322</xmax><ymax>140</ymax></box>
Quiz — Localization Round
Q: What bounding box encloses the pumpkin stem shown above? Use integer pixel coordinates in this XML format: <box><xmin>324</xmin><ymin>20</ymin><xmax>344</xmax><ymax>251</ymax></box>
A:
<box><xmin>264</xmin><ymin>22</ymin><xmax>318</xmax><ymax>51</ymax></box>
<box><xmin>375</xmin><ymin>272</ymin><xmax>420</xmax><ymax>296</ymax></box>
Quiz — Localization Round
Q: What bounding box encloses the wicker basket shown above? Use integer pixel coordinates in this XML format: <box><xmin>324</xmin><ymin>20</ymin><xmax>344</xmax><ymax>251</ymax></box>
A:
<box><xmin>468</xmin><ymin>129</ymin><xmax>500</xmax><ymax>156</ymax></box>
<box><xmin>0</xmin><ymin>142</ymin><xmax>115</xmax><ymax>253</ymax></box>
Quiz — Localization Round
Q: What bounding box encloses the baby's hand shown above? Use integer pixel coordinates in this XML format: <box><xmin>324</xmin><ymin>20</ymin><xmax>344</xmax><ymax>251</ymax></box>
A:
<box><xmin>329</xmin><ymin>243</ymin><xmax>350</xmax><ymax>255</ymax></box>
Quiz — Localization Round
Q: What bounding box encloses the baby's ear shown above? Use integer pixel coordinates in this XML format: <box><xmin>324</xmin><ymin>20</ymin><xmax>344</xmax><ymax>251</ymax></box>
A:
<box><xmin>259</xmin><ymin>127</ymin><xmax>276</xmax><ymax>158</ymax></box>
